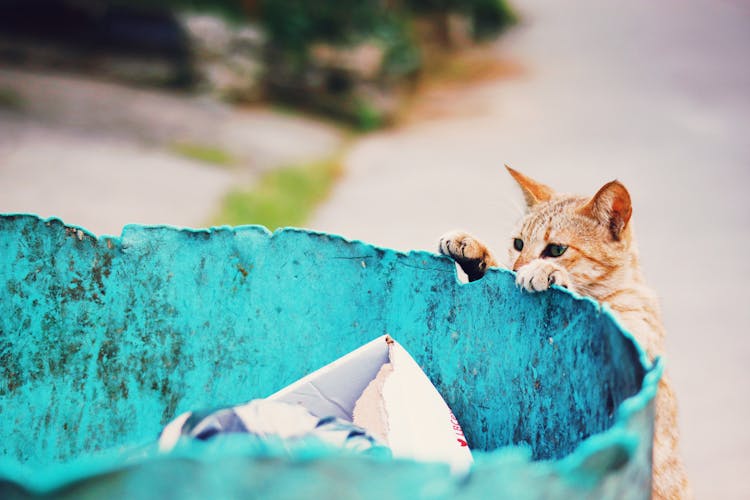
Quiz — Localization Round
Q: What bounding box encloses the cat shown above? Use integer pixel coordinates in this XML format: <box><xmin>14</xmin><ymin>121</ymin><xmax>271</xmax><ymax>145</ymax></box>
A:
<box><xmin>439</xmin><ymin>166</ymin><xmax>691</xmax><ymax>499</ymax></box>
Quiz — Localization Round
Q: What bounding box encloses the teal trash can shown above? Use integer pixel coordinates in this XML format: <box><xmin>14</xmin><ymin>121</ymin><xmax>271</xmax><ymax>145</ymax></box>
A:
<box><xmin>0</xmin><ymin>214</ymin><xmax>660</xmax><ymax>499</ymax></box>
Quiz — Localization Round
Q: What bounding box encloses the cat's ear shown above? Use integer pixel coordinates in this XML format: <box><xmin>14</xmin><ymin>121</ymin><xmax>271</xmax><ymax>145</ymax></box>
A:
<box><xmin>578</xmin><ymin>180</ymin><xmax>632</xmax><ymax>241</ymax></box>
<box><xmin>505</xmin><ymin>165</ymin><xmax>554</xmax><ymax>208</ymax></box>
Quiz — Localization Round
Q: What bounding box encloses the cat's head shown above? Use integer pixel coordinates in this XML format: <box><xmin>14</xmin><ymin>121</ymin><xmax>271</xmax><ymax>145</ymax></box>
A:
<box><xmin>506</xmin><ymin>166</ymin><xmax>635</xmax><ymax>291</ymax></box>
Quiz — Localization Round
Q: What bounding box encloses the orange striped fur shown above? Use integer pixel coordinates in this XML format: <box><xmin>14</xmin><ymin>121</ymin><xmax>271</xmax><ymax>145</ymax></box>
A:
<box><xmin>439</xmin><ymin>166</ymin><xmax>691</xmax><ymax>499</ymax></box>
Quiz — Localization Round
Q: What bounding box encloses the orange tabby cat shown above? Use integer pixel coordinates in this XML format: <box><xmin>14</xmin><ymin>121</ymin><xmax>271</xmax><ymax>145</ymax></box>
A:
<box><xmin>439</xmin><ymin>166</ymin><xmax>691</xmax><ymax>499</ymax></box>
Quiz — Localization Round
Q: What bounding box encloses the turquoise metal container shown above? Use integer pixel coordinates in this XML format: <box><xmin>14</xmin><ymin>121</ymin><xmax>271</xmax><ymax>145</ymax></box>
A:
<box><xmin>0</xmin><ymin>214</ymin><xmax>659</xmax><ymax>499</ymax></box>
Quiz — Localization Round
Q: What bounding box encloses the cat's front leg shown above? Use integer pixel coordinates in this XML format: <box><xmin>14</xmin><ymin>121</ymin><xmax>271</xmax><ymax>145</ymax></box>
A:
<box><xmin>438</xmin><ymin>231</ymin><xmax>498</xmax><ymax>282</ymax></box>
<box><xmin>515</xmin><ymin>259</ymin><xmax>572</xmax><ymax>292</ymax></box>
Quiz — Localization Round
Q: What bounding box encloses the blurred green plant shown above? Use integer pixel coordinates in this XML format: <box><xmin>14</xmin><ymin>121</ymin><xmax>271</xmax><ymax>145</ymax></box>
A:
<box><xmin>261</xmin><ymin>1</ymin><xmax>421</xmax><ymax>78</ymax></box>
<box><xmin>171</xmin><ymin>142</ymin><xmax>236</xmax><ymax>166</ymax></box>
<box><xmin>374</xmin><ymin>15</ymin><xmax>422</xmax><ymax>80</ymax></box>
<box><xmin>116</xmin><ymin>0</ymin><xmax>517</xmax><ymax>39</ymax></box>
<box><xmin>406</xmin><ymin>0</ymin><xmax>516</xmax><ymax>39</ymax></box>
<box><xmin>469</xmin><ymin>0</ymin><xmax>518</xmax><ymax>39</ymax></box>
<box><xmin>263</xmin><ymin>1</ymin><xmax>393</xmax><ymax>49</ymax></box>
<box><xmin>213</xmin><ymin>154</ymin><xmax>344</xmax><ymax>230</ymax></box>
<box><xmin>353</xmin><ymin>100</ymin><xmax>383</xmax><ymax>131</ymax></box>
<box><xmin>0</xmin><ymin>87</ymin><xmax>25</xmax><ymax>111</ymax></box>
<box><xmin>112</xmin><ymin>0</ymin><xmax>515</xmax><ymax>127</ymax></box>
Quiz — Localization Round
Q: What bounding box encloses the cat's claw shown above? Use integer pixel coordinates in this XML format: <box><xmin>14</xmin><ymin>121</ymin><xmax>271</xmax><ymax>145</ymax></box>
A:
<box><xmin>438</xmin><ymin>231</ymin><xmax>497</xmax><ymax>282</ymax></box>
<box><xmin>515</xmin><ymin>259</ymin><xmax>571</xmax><ymax>292</ymax></box>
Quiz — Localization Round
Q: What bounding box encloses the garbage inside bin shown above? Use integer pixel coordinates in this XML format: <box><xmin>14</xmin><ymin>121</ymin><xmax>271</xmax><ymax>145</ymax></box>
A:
<box><xmin>0</xmin><ymin>214</ymin><xmax>660</xmax><ymax>499</ymax></box>
<box><xmin>158</xmin><ymin>399</ymin><xmax>385</xmax><ymax>456</ymax></box>
<box><xmin>271</xmin><ymin>335</ymin><xmax>473</xmax><ymax>472</ymax></box>
<box><xmin>159</xmin><ymin>335</ymin><xmax>471</xmax><ymax>471</ymax></box>
<box><xmin>165</xmin><ymin>335</ymin><xmax>473</xmax><ymax>471</ymax></box>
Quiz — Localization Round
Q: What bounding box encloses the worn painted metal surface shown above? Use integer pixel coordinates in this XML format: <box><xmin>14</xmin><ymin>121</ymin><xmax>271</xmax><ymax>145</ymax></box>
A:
<box><xmin>0</xmin><ymin>214</ymin><xmax>659</xmax><ymax>498</ymax></box>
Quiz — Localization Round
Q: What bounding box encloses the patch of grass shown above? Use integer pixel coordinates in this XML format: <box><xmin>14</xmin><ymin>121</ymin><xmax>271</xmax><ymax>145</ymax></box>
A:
<box><xmin>354</xmin><ymin>101</ymin><xmax>384</xmax><ymax>131</ymax></box>
<box><xmin>213</xmin><ymin>154</ymin><xmax>344</xmax><ymax>231</ymax></box>
<box><xmin>171</xmin><ymin>143</ymin><xmax>236</xmax><ymax>167</ymax></box>
<box><xmin>0</xmin><ymin>87</ymin><xmax>25</xmax><ymax>111</ymax></box>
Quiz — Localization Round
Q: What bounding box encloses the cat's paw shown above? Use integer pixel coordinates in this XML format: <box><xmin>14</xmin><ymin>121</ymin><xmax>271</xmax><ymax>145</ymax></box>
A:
<box><xmin>438</xmin><ymin>231</ymin><xmax>496</xmax><ymax>281</ymax></box>
<box><xmin>439</xmin><ymin>231</ymin><xmax>486</xmax><ymax>262</ymax></box>
<box><xmin>515</xmin><ymin>259</ymin><xmax>571</xmax><ymax>292</ymax></box>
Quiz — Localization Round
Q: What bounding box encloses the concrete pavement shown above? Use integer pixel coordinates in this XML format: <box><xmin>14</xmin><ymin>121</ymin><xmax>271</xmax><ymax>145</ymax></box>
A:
<box><xmin>0</xmin><ymin>116</ymin><xmax>234</xmax><ymax>235</ymax></box>
<box><xmin>0</xmin><ymin>69</ymin><xmax>344</xmax><ymax>236</ymax></box>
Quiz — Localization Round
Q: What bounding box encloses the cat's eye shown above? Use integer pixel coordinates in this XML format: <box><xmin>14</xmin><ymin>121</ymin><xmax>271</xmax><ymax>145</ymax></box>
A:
<box><xmin>513</xmin><ymin>238</ymin><xmax>524</xmax><ymax>252</ymax></box>
<box><xmin>544</xmin><ymin>244</ymin><xmax>568</xmax><ymax>258</ymax></box>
